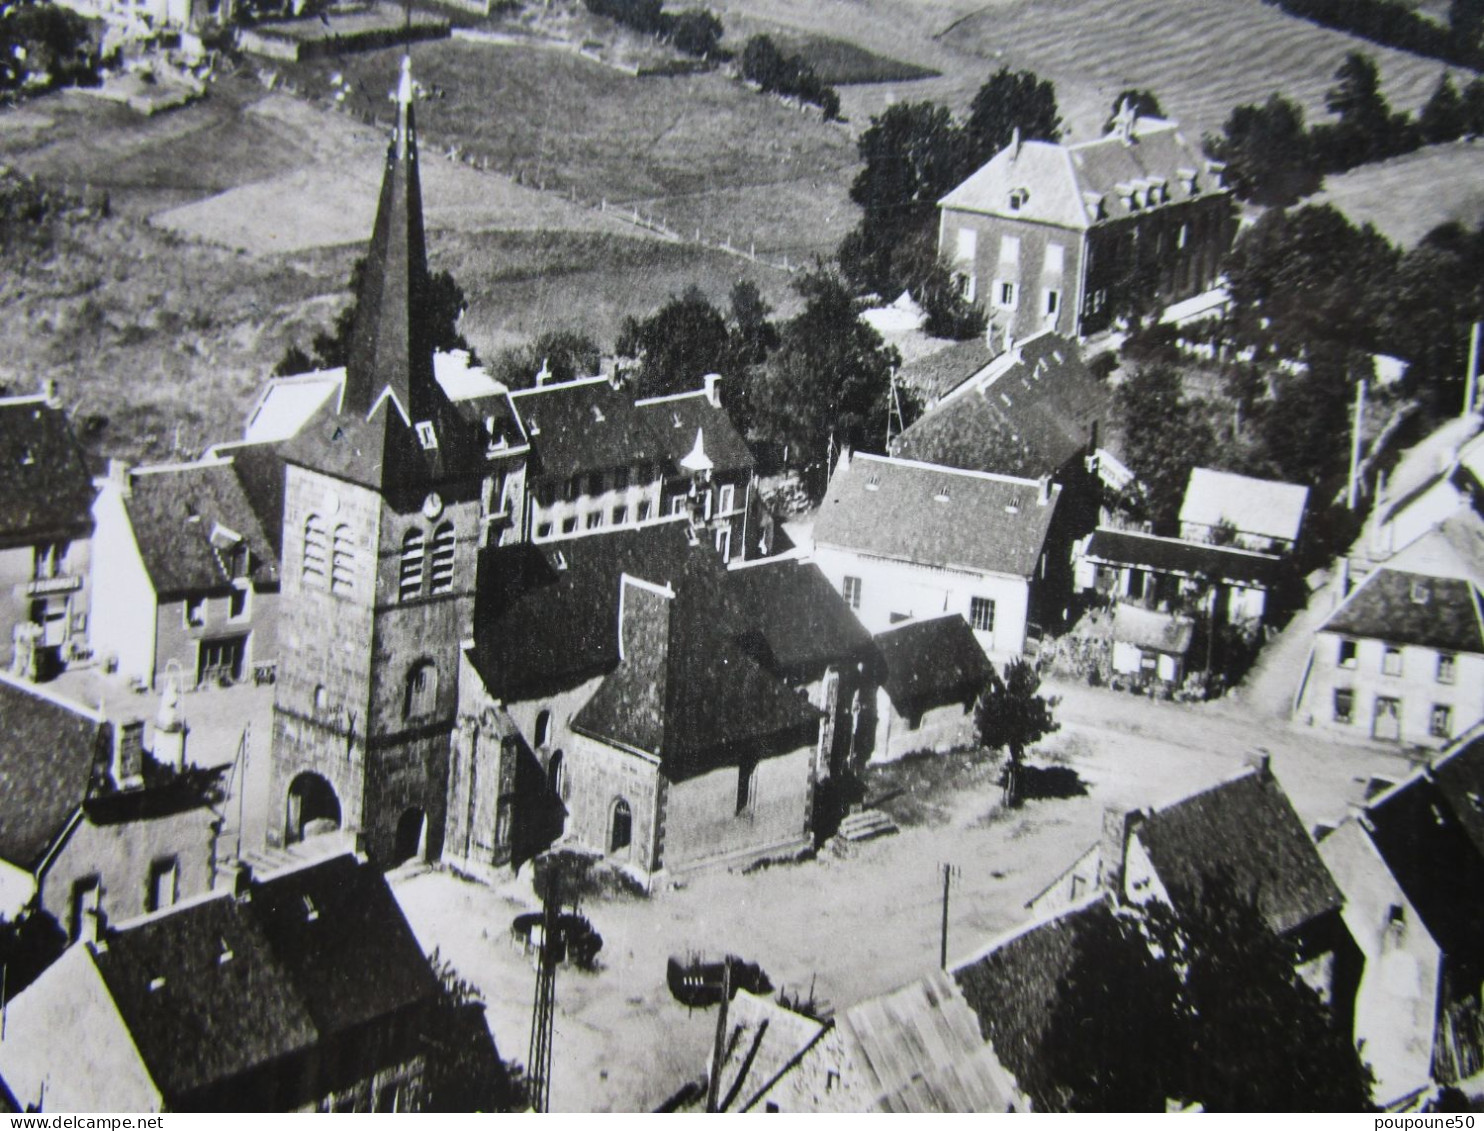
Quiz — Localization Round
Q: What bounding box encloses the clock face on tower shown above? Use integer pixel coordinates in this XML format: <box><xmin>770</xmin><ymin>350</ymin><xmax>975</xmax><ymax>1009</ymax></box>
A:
<box><xmin>422</xmin><ymin>492</ymin><xmax>444</xmax><ymax>520</ymax></box>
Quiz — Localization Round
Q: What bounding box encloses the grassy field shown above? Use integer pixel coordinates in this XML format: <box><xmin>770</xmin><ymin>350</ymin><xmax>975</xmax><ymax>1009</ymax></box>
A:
<box><xmin>765</xmin><ymin>33</ymin><xmax>940</xmax><ymax>86</ymax></box>
<box><xmin>277</xmin><ymin>38</ymin><xmax>858</xmax><ymax>259</ymax></box>
<box><xmin>1313</xmin><ymin>138</ymin><xmax>1484</xmax><ymax>246</ymax></box>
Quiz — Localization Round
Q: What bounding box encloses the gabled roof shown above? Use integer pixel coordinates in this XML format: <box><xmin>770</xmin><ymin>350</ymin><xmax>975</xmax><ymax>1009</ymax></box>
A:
<box><xmin>815</xmin><ymin>453</ymin><xmax>1060</xmax><ymax>579</ymax></box>
<box><xmin>509</xmin><ymin>378</ymin><xmax>753</xmax><ymax>483</ymax></box>
<box><xmin>1133</xmin><ymin>767</ymin><xmax>1342</xmax><ymax>937</ymax></box>
<box><xmin>1082</xmin><ymin>528</ymin><xmax>1282</xmax><ymax>589</ymax></box>
<box><xmin>0</xmin><ymin>395</ymin><xmax>94</xmax><ymax>543</ymax></box>
<box><xmin>1180</xmin><ymin>468</ymin><xmax>1309</xmax><ymax>544</ymax></box>
<box><xmin>470</xmin><ymin>522</ymin><xmax>717</xmax><ymax>701</ymax></box>
<box><xmin>0</xmin><ymin>674</ymin><xmax>109</xmax><ymax>870</ymax></box>
<box><xmin>897</xmin><ymin>337</ymin><xmax>996</xmax><ymax>403</ymax></box>
<box><xmin>892</xmin><ymin>332</ymin><xmax>1108</xmax><ymax>479</ymax></box>
<box><xmin>1388</xmin><ymin>508</ymin><xmax>1484</xmax><ymax>585</ymax></box>
<box><xmin>940</xmin><ymin>118</ymin><xmax>1222</xmax><ymax>229</ymax></box>
<box><xmin>1363</xmin><ymin>734</ymin><xmax>1484</xmax><ymax>957</ymax></box>
<box><xmin>874</xmin><ymin>615</ymin><xmax>990</xmax><ymax>714</ymax></box>
<box><xmin>122</xmin><ymin>459</ymin><xmax>280</xmax><ymax>599</ymax></box>
<box><xmin>726</xmin><ymin>556</ymin><xmax>872</xmax><ymax>673</ymax></box>
<box><xmin>1321</xmin><ymin>566</ymin><xmax>1484</xmax><ymax>655</ymax></box>
<box><xmin>572</xmin><ymin>573</ymin><xmax>821</xmax><ymax>779</ymax></box>
<box><xmin>89</xmin><ymin>853</ymin><xmax>438</xmax><ymax>1102</ymax></box>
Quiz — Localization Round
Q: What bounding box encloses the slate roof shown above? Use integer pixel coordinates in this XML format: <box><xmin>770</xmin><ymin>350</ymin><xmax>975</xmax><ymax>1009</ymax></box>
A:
<box><xmin>510</xmin><ymin>379</ymin><xmax>753</xmax><ymax>483</ymax></box>
<box><xmin>572</xmin><ymin>573</ymin><xmax>821</xmax><ymax>779</ymax></box>
<box><xmin>1180</xmin><ymin>468</ymin><xmax>1309</xmax><ymax>544</ymax></box>
<box><xmin>1322</xmin><ymin>567</ymin><xmax>1484</xmax><ymax>654</ymax></box>
<box><xmin>1363</xmin><ymin>735</ymin><xmax>1484</xmax><ymax>958</ymax></box>
<box><xmin>897</xmin><ymin>337</ymin><xmax>996</xmax><ymax>403</ymax></box>
<box><xmin>0</xmin><ymin>396</ymin><xmax>94</xmax><ymax>544</ymax></box>
<box><xmin>891</xmin><ymin>333</ymin><xmax>1109</xmax><ymax>479</ymax></box>
<box><xmin>952</xmin><ymin>895</ymin><xmax>1129</xmax><ymax>1100</ymax></box>
<box><xmin>1083</xmin><ymin>528</ymin><xmax>1282</xmax><ymax>588</ymax></box>
<box><xmin>725</xmin><ymin>557</ymin><xmax>872</xmax><ymax>673</ymax></box>
<box><xmin>0</xmin><ymin>675</ymin><xmax>109</xmax><ymax>870</ymax></box>
<box><xmin>836</xmin><ymin>970</ymin><xmax>1021</xmax><ymax>1113</ymax></box>
<box><xmin>815</xmin><ymin>453</ymin><xmax>1061</xmax><ymax>579</ymax></box>
<box><xmin>90</xmin><ymin>853</ymin><xmax>438</xmax><ymax>1102</ymax></box>
<box><xmin>940</xmin><ymin>117</ymin><xmax>1223</xmax><ymax>229</ymax></box>
<box><xmin>123</xmin><ymin>459</ymin><xmax>280</xmax><ymax>599</ymax></box>
<box><xmin>1133</xmin><ymin>767</ymin><xmax>1343</xmax><ymax>937</ymax></box>
<box><xmin>874</xmin><ymin>616</ymin><xmax>990</xmax><ymax>715</ymax></box>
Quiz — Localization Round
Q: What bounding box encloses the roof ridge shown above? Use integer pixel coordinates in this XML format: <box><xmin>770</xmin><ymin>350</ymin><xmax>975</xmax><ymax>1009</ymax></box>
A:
<box><xmin>852</xmin><ymin>452</ymin><xmax>1053</xmax><ymax>489</ymax></box>
<box><xmin>948</xmin><ymin>891</ymin><xmax>1113</xmax><ymax>972</ymax></box>
<box><xmin>0</xmin><ymin>669</ymin><xmax>107</xmax><ymax>723</ymax></box>
<box><xmin>507</xmin><ymin>374</ymin><xmax>611</xmax><ymax>399</ymax></box>
<box><xmin>128</xmin><ymin>456</ymin><xmax>236</xmax><ymax>477</ymax></box>
<box><xmin>633</xmin><ymin>387</ymin><xmax>711</xmax><ymax>407</ymax></box>
<box><xmin>1098</xmin><ymin>527</ymin><xmax>1281</xmax><ymax>561</ymax></box>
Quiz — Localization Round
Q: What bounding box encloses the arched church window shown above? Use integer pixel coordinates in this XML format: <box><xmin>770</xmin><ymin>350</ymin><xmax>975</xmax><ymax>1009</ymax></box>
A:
<box><xmin>429</xmin><ymin>522</ymin><xmax>456</xmax><ymax>594</ymax></box>
<box><xmin>404</xmin><ymin>659</ymin><xmax>438</xmax><ymax>721</ymax></box>
<box><xmin>399</xmin><ymin>529</ymin><xmax>425</xmax><ymax>602</ymax></box>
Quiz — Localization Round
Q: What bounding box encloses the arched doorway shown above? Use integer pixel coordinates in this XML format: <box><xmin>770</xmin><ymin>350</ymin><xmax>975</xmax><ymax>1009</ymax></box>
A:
<box><xmin>609</xmin><ymin>798</ymin><xmax>632</xmax><ymax>855</ymax></box>
<box><xmin>547</xmin><ymin>750</ymin><xmax>565</xmax><ymax>798</ymax></box>
<box><xmin>392</xmin><ymin>807</ymin><xmax>426</xmax><ymax>866</ymax></box>
<box><xmin>286</xmin><ymin>773</ymin><xmax>340</xmax><ymax>844</ymax></box>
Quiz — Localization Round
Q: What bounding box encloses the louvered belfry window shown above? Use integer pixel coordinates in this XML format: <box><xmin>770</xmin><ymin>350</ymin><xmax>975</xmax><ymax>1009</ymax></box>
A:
<box><xmin>331</xmin><ymin>524</ymin><xmax>355</xmax><ymax>595</ymax></box>
<box><xmin>303</xmin><ymin>514</ymin><xmax>328</xmax><ymax>587</ymax></box>
<box><xmin>429</xmin><ymin>522</ymin><xmax>456</xmax><ymax>594</ymax></box>
<box><xmin>400</xmin><ymin>529</ymin><xmax>426</xmax><ymax>601</ymax></box>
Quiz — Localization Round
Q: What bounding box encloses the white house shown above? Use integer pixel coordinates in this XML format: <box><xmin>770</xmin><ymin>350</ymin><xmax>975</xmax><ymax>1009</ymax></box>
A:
<box><xmin>1179</xmin><ymin>468</ymin><xmax>1309</xmax><ymax>555</ymax></box>
<box><xmin>812</xmin><ymin>452</ymin><xmax>1063</xmax><ymax>659</ymax></box>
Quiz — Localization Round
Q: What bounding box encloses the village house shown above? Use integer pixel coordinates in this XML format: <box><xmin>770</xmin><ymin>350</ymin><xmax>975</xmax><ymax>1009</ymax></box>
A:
<box><xmin>510</xmin><ymin>373</ymin><xmax>763</xmax><ymax>563</ymax></box>
<box><xmin>937</xmin><ymin>109</ymin><xmax>1235</xmax><ymax>342</ymax></box>
<box><xmin>1178</xmin><ymin>467</ymin><xmax>1310</xmax><ymax>556</ymax></box>
<box><xmin>1028</xmin><ymin>760</ymin><xmax>1357</xmax><ymax>1008</ymax></box>
<box><xmin>0</xmin><ymin>853</ymin><xmax>442</xmax><ymax>1112</ymax></box>
<box><xmin>1366</xmin><ymin>428</ymin><xmax>1483</xmax><ymax>564</ymax></box>
<box><xmin>812</xmin><ymin>451</ymin><xmax>1064</xmax><ymax>658</ymax></box>
<box><xmin>1295</xmin><ymin>513</ymin><xmax>1484</xmax><ymax>748</ymax></box>
<box><xmin>1075</xmin><ymin>527</ymin><xmax>1284</xmax><ymax>626</ymax></box>
<box><xmin>0</xmin><ymin>388</ymin><xmax>95</xmax><ymax>681</ymax></box>
<box><xmin>88</xmin><ymin>456</ymin><xmax>281</xmax><ymax>690</ymax></box>
<box><xmin>691</xmin><ymin>970</ymin><xmax>1024</xmax><ymax>1112</ymax></box>
<box><xmin>867</xmin><ymin>614</ymin><xmax>990</xmax><ymax>762</ymax></box>
<box><xmin>449</xmin><ymin>524</ymin><xmax>866</xmax><ymax>884</ymax></box>
<box><xmin>891</xmin><ymin>330</ymin><xmax>1114</xmax><ymax>536</ymax></box>
<box><xmin>1327</xmin><ymin>733</ymin><xmax>1484</xmax><ymax>1094</ymax></box>
<box><xmin>1107</xmin><ymin>603</ymin><xmax>1195</xmax><ymax>687</ymax></box>
<box><xmin>0</xmin><ymin>673</ymin><xmax>219</xmax><ymax>943</ymax></box>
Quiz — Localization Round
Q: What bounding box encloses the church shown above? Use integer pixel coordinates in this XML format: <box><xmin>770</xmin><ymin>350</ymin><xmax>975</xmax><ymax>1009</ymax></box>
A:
<box><xmin>246</xmin><ymin>58</ymin><xmax>855</xmax><ymax>884</ymax></box>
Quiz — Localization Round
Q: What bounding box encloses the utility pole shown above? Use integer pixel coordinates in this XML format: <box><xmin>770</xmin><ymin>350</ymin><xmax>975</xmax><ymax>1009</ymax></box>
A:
<box><xmin>706</xmin><ymin>957</ymin><xmax>734</xmax><ymax>1112</ymax></box>
<box><xmin>1464</xmin><ymin>321</ymin><xmax>1481</xmax><ymax>419</ymax></box>
<box><xmin>1346</xmin><ymin>376</ymin><xmax>1366</xmax><ymax>511</ymax></box>
<box><xmin>527</xmin><ymin>870</ymin><xmax>560</xmax><ymax>1113</ymax></box>
<box><xmin>885</xmin><ymin>367</ymin><xmax>905</xmax><ymax>451</ymax></box>
<box><xmin>939</xmin><ymin>863</ymin><xmax>960</xmax><ymax>971</ymax></box>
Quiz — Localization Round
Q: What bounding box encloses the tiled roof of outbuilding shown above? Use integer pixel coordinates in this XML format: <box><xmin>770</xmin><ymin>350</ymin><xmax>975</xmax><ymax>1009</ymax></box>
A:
<box><xmin>874</xmin><ymin>615</ymin><xmax>990</xmax><ymax>715</ymax></box>
<box><xmin>0</xmin><ymin>396</ymin><xmax>94</xmax><ymax>543</ymax></box>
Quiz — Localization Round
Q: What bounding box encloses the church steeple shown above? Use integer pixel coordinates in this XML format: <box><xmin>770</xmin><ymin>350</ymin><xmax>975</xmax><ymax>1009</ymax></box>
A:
<box><xmin>341</xmin><ymin>55</ymin><xmax>437</xmax><ymax>424</ymax></box>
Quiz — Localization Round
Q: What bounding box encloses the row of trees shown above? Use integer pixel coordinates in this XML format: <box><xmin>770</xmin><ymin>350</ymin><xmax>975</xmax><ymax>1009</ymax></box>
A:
<box><xmin>0</xmin><ymin>0</ymin><xmax>98</xmax><ymax>96</ymax></box>
<box><xmin>581</xmin><ymin>0</ymin><xmax>724</xmax><ymax>59</ymax></box>
<box><xmin>738</xmin><ymin>35</ymin><xmax>839</xmax><ymax>119</ymax></box>
<box><xmin>1267</xmin><ymin>0</ymin><xmax>1484</xmax><ymax>71</ymax></box>
<box><xmin>1208</xmin><ymin>52</ymin><xmax>1484</xmax><ymax>206</ymax></box>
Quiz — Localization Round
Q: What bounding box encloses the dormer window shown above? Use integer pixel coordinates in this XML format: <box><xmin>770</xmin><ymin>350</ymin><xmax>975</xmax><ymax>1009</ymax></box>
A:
<box><xmin>865</xmin><ymin>474</ymin><xmax>880</xmax><ymax>491</ymax></box>
<box><xmin>415</xmin><ymin>420</ymin><xmax>438</xmax><ymax>450</ymax></box>
<box><xmin>1410</xmin><ymin>580</ymin><xmax>1430</xmax><ymax>605</ymax></box>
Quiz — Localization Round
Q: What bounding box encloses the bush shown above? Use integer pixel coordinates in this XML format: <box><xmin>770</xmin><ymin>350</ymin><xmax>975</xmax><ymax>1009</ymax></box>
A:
<box><xmin>739</xmin><ymin>35</ymin><xmax>840</xmax><ymax>118</ymax></box>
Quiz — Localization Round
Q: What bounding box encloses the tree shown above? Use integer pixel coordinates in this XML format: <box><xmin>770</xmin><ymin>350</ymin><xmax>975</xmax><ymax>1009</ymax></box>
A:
<box><xmin>1102</xmin><ymin>88</ymin><xmax>1165</xmax><ymax>133</ymax></box>
<box><xmin>489</xmin><ymin>329</ymin><xmax>601</xmax><ymax>391</ymax></box>
<box><xmin>974</xmin><ymin>658</ymin><xmax>1059</xmax><ymax>807</ymax></box>
<box><xmin>1464</xmin><ymin>76</ymin><xmax>1484</xmax><ymax>134</ymax></box>
<box><xmin>840</xmin><ymin>101</ymin><xmax>967</xmax><ymax>295</ymax></box>
<box><xmin>1312</xmin><ymin>51</ymin><xmax>1417</xmax><ymax>170</ymax></box>
<box><xmin>750</xmin><ymin>265</ymin><xmax>902</xmax><ymax>476</ymax></box>
<box><xmin>1251</xmin><ymin>344</ymin><xmax>1365</xmax><ymax>489</ymax></box>
<box><xmin>1421</xmin><ymin>72</ymin><xmax>1468</xmax><ymax>144</ymax></box>
<box><xmin>668</xmin><ymin>8</ymin><xmax>722</xmax><ymax>57</ymax></box>
<box><xmin>1115</xmin><ymin>364</ymin><xmax>1216</xmax><ymax>531</ymax></box>
<box><xmin>0</xmin><ymin>0</ymin><xmax>98</xmax><ymax>94</ymax></box>
<box><xmin>1205</xmin><ymin>95</ymin><xmax>1320</xmax><ymax>206</ymax></box>
<box><xmin>616</xmin><ymin>287</ymin><xmax>732</xmax><ymax>400</ymax></box>
<box><xmin>962</xmin><ymin>66</ymin><xmax>1062</xmax><ymax>169</ymax></box>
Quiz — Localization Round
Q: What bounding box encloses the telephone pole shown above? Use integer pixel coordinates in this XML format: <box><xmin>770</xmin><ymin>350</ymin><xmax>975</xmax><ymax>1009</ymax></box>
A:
<box><xmin>1463</xmin><ymin>321</ymin><xmax>1481</xmax><ymax>419</ymax></box>
<box><xmin>939</xmin><ymin>863</ymin><xmax>961</xmax><ymax>971</ymax></box>
<box><xmin>527</xmin><ymin>870</ymin><xmax>561</xmax><ymax>1112</ymax></box>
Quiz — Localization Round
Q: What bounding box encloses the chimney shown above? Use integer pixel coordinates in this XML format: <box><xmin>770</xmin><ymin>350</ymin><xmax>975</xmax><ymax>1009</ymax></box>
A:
<box><xmin>837</xmin><ymin>444</ymin><xmax>852</xmax><ymax>473</ymax></box>
<box><xmin>113</xmin><ymin>718</ymin><xmax>147</xmax><ymax>788</ymax></box>
<box><xmin>80</xmin><ymin>902</ymin><xmax>106</xmax><ymax>946</ymax></box>
<box><xmin>1099</xmin><ymin>805</ymin><xmax>1136</xmax><ymax>897</ymax></box>
<box><xmin>534</xmin><ymin>357</ymin><xmax>552</xmax><ymax>388</ymax></box>
<box><xmin>39</xmin><ymin>377</ymin><xmax>59</xmax><ymax>406</ymax></box>
<box><xmin>1005</xmin><ymin>327</ymin><xmax>1015</xmax><ymax>355</ymax></box>
<box><xmin>1010</xmin><ymin>126</ymin><xmax>1021</xmax><ymax>160</ymax></box>
<box><xmin>107</xmin><ymin>459</ymin><xmax>133</xmax><ymax>498</ymax></box>
<box><xmin>234</xmin><ymin>861</ymin><xmax>253</xmax><ymax>900</ymax></box>
<box><xmin>703</xmin><ymin>372</ymin><xmax>722</xmax><ymax>408</ymax></box>
<box><xmin>1247</xmin><ymin>750</ymin><xmax>1273</xmax><ymax>781</ymax></box>
<box><xmin>1037</xmin><ymin>474</ymin><xmax>1051</xmax><ymax>506</ymax></box>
